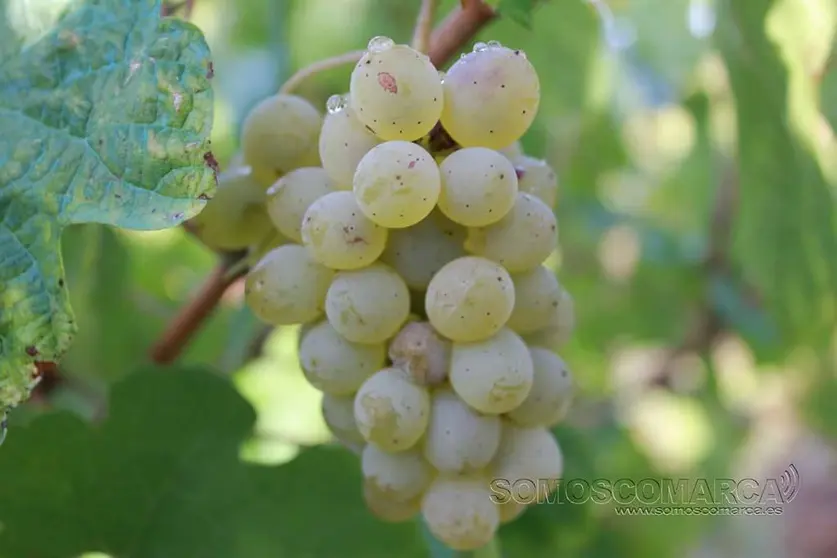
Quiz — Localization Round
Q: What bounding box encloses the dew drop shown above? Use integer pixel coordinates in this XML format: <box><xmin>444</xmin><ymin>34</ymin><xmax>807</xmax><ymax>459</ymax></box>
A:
<box><xmin>486</xmin><ymin>40</ymin><xmax>502</xmax><ymax>48</ymax></box>
<box><xmin>437</xmin><ymin>70</ymin><xmax>446</xmax><ymax>83</ymax></box>
<box><xmin>367</xmin><ymin>36</ymin><xmax>394</xmax><ymax>53</ymax></box>
<box><xmin>473</xmin><ymin>42</ymin><xmax>489</xmax><ymax>52</ymax></box>
<box><xmin>326</xmin><ymin>93</ymin><xmax>348</xmax><ymax>114</ymax></box>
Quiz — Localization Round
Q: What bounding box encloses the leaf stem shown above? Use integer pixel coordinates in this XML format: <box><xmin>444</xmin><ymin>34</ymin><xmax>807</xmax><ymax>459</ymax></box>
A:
<box><xmin>278</xmin><ymin>50</ymin><xmax>366</xmax><ymax>95</ymax></box>
<box><xmin>412</xmin><ymin>0</ymin><xmax>439</xmax><ymax>54</ymax></box>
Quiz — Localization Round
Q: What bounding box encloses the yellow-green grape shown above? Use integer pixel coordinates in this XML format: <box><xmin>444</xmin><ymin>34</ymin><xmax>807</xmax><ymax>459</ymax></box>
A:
<box><xmin>244</xmin><ymin>244</ymin><xmax>334</xmax><ymax>325</ymax></box>
<box><xmin>498</xmin><ymin>141</ymin><xmax>524</xmax><ymax>160</ymax></box>
<box><xmin>189</xmin><ymin>166</ymin><xmax>272</xmax><ymax>251</ymax></box>
<box><xmin>248</xmin><ymin>229</ymin><xmax>293</xmax><ymax>267</ymax></box>
<box><xmin>440</xmin><ymin>44</ymin><xmax>540</xmax><ymax>149</ymax></box>
<box><xmin>507</xmin><ymin>348</ymin><xmax>574</xmax><ymax>427</ymax></box>
<box><xmin>362</xmin><ymin>444</ymin><xmax>433</xmax><ymax>502</ymax></box>
<box><xmin>491</xmin><ymin>423</ymin><xmax>563</xmax><ymax>500</ymax></box>
<box><xmin>388</xmin><ymin>321</ymin><xmax>451</xmax><ymax>387</ymax></box>
<box><xmin>319</xmin><ymin>103</ymin><xmax>382</xmax><ymax>189</ymax></box>
<box><xmin>354</xmin><ymin>367</ymin><xmax>430</xmax><ymax>451</ymax></box>
<box><xmin>241</xmin><ymin>94</ymin><xmax>322</xmax><ymax>187</ymax></box>
<box><xmin>421</xmin><ymin>475</ymin><xmax>500</xmax><ymax>551</ymax></box>
<box><xmin>325</xmin><ymin>263</ymin><xmax>410</xmax><ymax>344</ymax></box>
<box><xmin>364</xmin><ymin>481</ymin><xmax>422</xmax><ymax>523</ymax></box>
<box><xmin>301</xmin><ymin>190</ymin><xmax>388</xmax><ymax>270</ymax></box>
<box><xmin>497</xmin><ymin>501</ymin><xmax>526</xmax><ymax>524</ymax></box>
<box><xmin>266</xmin><ymin>167</ymin><xmax>335</xmax><ymax>242</ymax></box>
<box><xmin>512</xmin><ymin>155</ymin><xmax>558</xmax><ymax>208</ymax></box>
<box><xmin>380</xmin><ymin>209</ymin><xmax>467</xmax><ymax>290</ymax></box>
<box><xmin>465</xmin><ymin>192</ymin><xmax>557</xmax><ymax>273</ymax></box>
<box><xmin>507</xmin><ymin>266</ymin><xmax>563</xmax><ymax>334</ymax></box>
<box><xmin>299</xmin><ymin>321</ymin><xmax>386</xmax><ymax>395</ymax></box>
<box><xmin>425</xmin><ymin>256</ymin><xmax>515</xmax><ymax>343</ymax></box>
<box><xmin>521</xmin><ymin>288</ymin><xmax>575</xmax><ymax>351</ymax></box>
<box><xmin>353</xmin><ymin>141</ymin><xmax>440</xmax><ymax>228</ymax></box>
<box><xmin>438</xmin><ymin>147</ymin><xmax>518</xmax><ymax>227</ymax></box>
<box><xmin>349</xmin><ymin>37</ymin><xmax>443</xmax><ymax>141</ymax></box>
<box><xmin>423</xmin><ymin>389</ymin><xmax>501</xmax><ymax>473</ymax></box>
<box><xmin>322</xmin><ymin>392</ymin><xmax>366</xmax><ymax>448</ymax></box>
<box><xmin>449</xmin><ymin>328</ymin><xmax>534</xmax><ymax>414</ymax></box>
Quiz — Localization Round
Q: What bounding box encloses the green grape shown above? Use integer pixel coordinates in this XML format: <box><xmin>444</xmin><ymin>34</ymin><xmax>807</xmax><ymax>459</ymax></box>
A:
<box><xmin>421</xmin><ymin>474</ymin><xmax>500</xmax><ymax>551</ymax></box>
<box><xmin>301</xmin><ymin>190</ymin><xmax>388</xmax><ymax>270</ymax></box>
<box><xmin>512</xmin><ymin>155</ymin><xmax>558</xmax><ymax>208</ymax></box>
<box><xmin>425</xmin><ymin>256</ymin><xmax>515</xmax><ymax>343</ymax></box>
<box><xmin>354</xmin><ymin>367</ymin><xmax>430</xmax><ymax>451</ymax></box>
<box><xmin>299</xmin><ymin>321</ymin><xmax>386</xmax><ymax>395</ymax></box>
<box><xmin>506</xmin><ymin>266</ymin><xmax>563</xmax><ymax>334</ymax></box>
<box><xmin>465</xmin><ymin>192</ymin><xmax>557</xmax><ymax>273</ymax></box>
<box><xmin>349</xmin><ymin>37</ymin><xmax>443</xmax><ymax>141</ymax></box>
<box><xmin>266</xmin><ymin>167</ymin><xmax>335</xmax><ymax>242</ymax></box>
<box><xmin>325</xmin><ymin>263</ymin><xmax>410</xmax><ymax>344</ymax></box>
<box><xmin>246</xmin><ymin>228</ymin><xmax>293</xmax><ymax>268</ymax></box>
<box><xmin>507</xmin><ymin>348</ymin><xmax>574</xmax><ymax>428</ymax></box>
<box><xmin>521</xmin><ymin>288</ymin><xmax>575</xmax><ymax>351</ymax></box>
<box><xmin>498</xmin><ymin>141</ymin><xmax>523</xmax><ymax>160</ymax></box>
<box><xmin>491</xmin><ymin>423</ymin><xmax>563</xmax><ymax>500</ymax></box>
<box><xmin>353</xmin><ymin>141</ymin><xmax>440</xmax><ymax>228</ymax></box>
<box><xmin>244</xmin><ymin>244</ymin><xmax>334</xmax><ymax>325</ymax></box>
<box><xmin>322</xmin><ymin>392</ymin><xmax>366</xmax><ymax>448</ymax></box>
<box><xmin>380</xmin><ymin>209</ymin><xmax>467</xmax><ymax>290</ymax></box>
<box><xmin>438</xmin><ymin>147</ymin><xmax>518</xmax><ymax>227</ymax></box>
<box><xmin>362</xmin><ymin>444</ymin><xmax>433</xmax><ymax>502</ymax></box>
<box><xmin>423</xmin><ymin>389</ymin><xmax>501</xmax><ymax>472</ymax></box>
<box><xmin>364</xmin><ymin>481</ymin><xmax>422</xmax><ymax>523</ymax></box>
<box><xmin>497</xmin><ymin>501</ymin><xmax>526</xmax><ymax>524</ymax></box>
<box><xmin>388</xmin><ymin>321</ymin><xmax>450</xmax><ymax>386</ymax></box>
<box><xmin>319</xmin><ymin>103</ymin><xmax>381</xmax><ymax>188</ymax></box>
<box><xmin>449</xmin><ymin>328</ymin><xmax>534</xmax><ymax>414</ymax></box>
<box><xmin>440</xmin><ymin>44</ymin><xmax>539</xmax><ymax>149</ymax></box>
<box><xmin>189</xmin><ymin>166</ymin><xmax>273</xmax><ymax>251</ymax></box>
<box><xmin>241</xmin><ymin>94</ymin><xmax>322</xmax><ymax>187</ymax></box>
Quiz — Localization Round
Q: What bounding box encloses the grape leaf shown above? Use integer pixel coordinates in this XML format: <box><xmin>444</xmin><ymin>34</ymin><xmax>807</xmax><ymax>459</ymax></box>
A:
<box><xmin>497</xmin><ymin>0</ymin><xmax>539</xmax><ymax>28</ymax></box>
<box><xmin>0</xmin><ymin>366</ymin><xmax>427</xmax><ymax>558</ymax></box>
<box><xmin>0</xmin><ymin>0</ymin><xmax>216</xmax><ymax>410</ymax></box>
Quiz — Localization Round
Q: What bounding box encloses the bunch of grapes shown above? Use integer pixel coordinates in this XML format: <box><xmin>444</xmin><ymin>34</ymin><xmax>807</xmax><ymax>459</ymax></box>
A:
<box><xmin>193</xmin><ymin>36</ymin><xmax>576</xmax><ymax>551</ymax></box>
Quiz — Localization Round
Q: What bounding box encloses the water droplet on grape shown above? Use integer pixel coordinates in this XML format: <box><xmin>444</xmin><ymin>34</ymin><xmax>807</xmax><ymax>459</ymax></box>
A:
<box><xmin>367</xmin><ymin>36</ymin><xmax>394</xmax><ymax>53</ymax></box>
<box><xmin>437</xmin><ymin>70</ymin><xmax>446</xmax><ymax>83</ymax></box>
<box><xmin>326</xmin><ymin>94</ymin><xmax>348</xmax><ymax>114</ymax></box>
<box><xmin>473</xmin><ymin>42</ymin><xmax>489</xmax><ymax>52</ymax></box>
<box><xmin>486</xmin><ymin>40</ymin><xmax>502</xmax><ymax>48</ymax></box>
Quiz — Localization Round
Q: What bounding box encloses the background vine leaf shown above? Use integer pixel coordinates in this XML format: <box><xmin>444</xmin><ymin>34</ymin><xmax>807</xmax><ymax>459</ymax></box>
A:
<box><xmin>0</xmin><ymin>0</ymin><xmax>216</xmax><ymax>410</ymax></box>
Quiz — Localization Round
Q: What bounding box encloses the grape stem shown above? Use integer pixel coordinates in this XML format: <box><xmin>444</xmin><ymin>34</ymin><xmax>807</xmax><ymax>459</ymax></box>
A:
<box><xmin>428</xmin><ymin>0</ymin><xmax>496</xmax><ymax>67</ymax></box>
<box><xmin>411</xmin><ymin>0</ymin><xmax>439</xmax><ymax>54</ymax></box>
<box><xmin>278</xmin><ymin>50</ymin><xmax>366</xmax><ymax>95</ymax></box>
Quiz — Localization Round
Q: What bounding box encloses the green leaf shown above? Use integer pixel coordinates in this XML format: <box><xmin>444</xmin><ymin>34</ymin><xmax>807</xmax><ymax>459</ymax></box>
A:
<box><xmin>0</xmin><ymin>366</ymin><xmax>427</xmax><ymax>558</ymax></box>
<box><xmin>497</xmin><ymin>0</ymin><xmax>539</xmax><ymax>28</ymax></box>
<box><xmin>0</xmin><ymin>0</ymin><xmax>216</xmax><ymax>409</ymax></box>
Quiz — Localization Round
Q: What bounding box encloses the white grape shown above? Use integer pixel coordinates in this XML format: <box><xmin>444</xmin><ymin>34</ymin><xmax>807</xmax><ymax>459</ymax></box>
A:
<box><xmin>422</xmin><ymin>475</ymin><xmax>500</xmax><ymax>551</ymax></box>
<box><xmin>465</xmin><ymin>192</ymin><xmax>557</xmax><ymax>273</ymax></box>
<box><xmin>438</xmin><ymin>147</ymin><xmax>518</xmax><ymax>227</ymax></box>
<box><xmin>299</xmin><ymin>321</ymin><xmax>386</xmax><ymax>395</ymax></box>
<box><xmin>322</xmin><ymin>392</ymin><xmax>366</xmax><ymax>447</ymax></box>
<box><xmin>266</xmin><ymin>167</ymin><xmax>335</xmax><ymax>242</ymax></box>
<box><xmin>507</xmin><ymin>266</ymin><xmax>563</xmax><ymax>334</ymax></box>
<box><xmin>521</xmin><ymin>288</ymin><xmax>575</xmax><ymax>351</ymax></box>
<box><xmin>512</xmin><ymin>155</ymin><xmax>558</xmax><ymax>208</ymax></box>
<box><xmin>325</xmin><ymin>263</ymin><xmax>410</xmax><ymax>344</ymax></box>
<box><xmin>364</xmin><ymin>481</ymin><xmax>422</xmax><ymax>523</ymax></box>
<box><xmin>350</xmin><ymin>41</ymin><xmax>443</xmax><ymax>141</ymax></box>
<box><xmin>498</xmin><ymin>141</ymin><xmax>524</xmax><ymax>160</ymax></box>
<box><xmin>353</xmin><ymin>141</ymin><xmax>440</xmax><ymax>228</ymax></box>
<box><xmin>491</xmin><ymin>423</ymin><xmax>563</xmax><ymax>501</ymax></box>
<box><xmin>425</xmin><ymin>256</ymin><xmax>515</xmax><ymax>343</ymax></box>
<box><xmin>388</xmin><ymin>321</ymin><xmax>450</xmax><ymax>387</ymax></box>
<box><xmin>244</xmin><ymin>244</ymin><xmax>334</xmax><ymax>325</ymax></box>
<box><xmin>354</xmin><ymin>367</ymin><xmax>430</xmax><ymax>451</ymax></box>
<box><xmin>440</xmin><ymin>45</ymin><xmax>539</xmax><ymax>149</ymax></box>
<box><xmin>361</xmin><ymin>444</ymin><xmax>433</xmax><ymax>502</ymax></box>
<box><xmin>380</xmin><ymin>209</ymin><xmax>467</xmax><ymax>290</ymax></box>
<box><xmin>301</xmin><ymin>190</ymin><xmax>388</xmax><ymax>270</ymax></box>
<box><xmin>319</xmin><ymin>104</ymin><xmax>381</xmax><ymax>188</ymax></box>
<box><xmin>423</xmin><ymin>389</ymin><xmax>501</xmax><ymax>472</ymax></box>
<box><xmin>449</xmin><ymin>328</ymin><xmax>534</xmax><ymax>414</ymax></box>
<box><xmin>507</xmin><ymin>348</ymin><xmax>574</xmax><ymax>427</ymax></box>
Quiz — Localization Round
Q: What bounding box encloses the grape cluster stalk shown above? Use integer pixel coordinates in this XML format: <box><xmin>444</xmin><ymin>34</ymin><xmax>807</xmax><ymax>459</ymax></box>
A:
<box><xmin>191</xmin><ymin>36</ymin><xmax>576</xmax><ymax>551</ymax></box>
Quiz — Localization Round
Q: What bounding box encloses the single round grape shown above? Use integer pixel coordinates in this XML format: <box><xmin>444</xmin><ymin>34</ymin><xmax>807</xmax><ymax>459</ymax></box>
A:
<box><xmin>325</xmin><ymin>263</ymin><xmax>410</xmax><ymax>344</ymax></box>
<box><xmin>349</xmin><ymin>41</ymin><xmax>443</xmax><ymax>141</ymax></box>
<box><xmin>438</xmin><ymin>147</ymin><xmax>518</xmax><ymax>227</ymax></box>
<box><xmin>299</xmin><ymin>321</ymin><xmax>386</xmax><ymax>395</ymax></box>
<box><xmin>491</xmin><ymin>423</ymin><xmax>563</xmax><ymax>501</ymax></box>
<box><xmin>353</xmin><ymin>141</ymin><xmax>440</xmax><ymax>228</ymax></box>
<box><xmin>381</xmin><ymin>209</ymin><xmax>467</xmax><ymax>290</ymax></box>
<box><xmin>465</xmin><ymin>193</ymin><xmax>557</xmax><ymax>273</ymax></box>
<box><xmin>423</xmin><ymin>389</ymin><xmax>501</xmax><ymax>472</ymax></box>
<box><xmin>449</xmin><ymin>328</ymin><xmax>534</xmax><ymax>414</ymax></box>
<box><xmin>440</xmin><ymin>45</ymin><xmax>540</xmax><ymax>149</ymax></box>
<box><xmin>189</xmin><ymin>166</ymin><xmax>273</xmax><ymax>251</ymax></box>
<box><xmin>521</xmin><ymin>288</ymin><xmax>575</xmax><ymax>351</ymax></box>
<box><xmin>266</xmin><ymin>167</ymin><xmax>335</xmax><ymax>242</ymax></box>
<box><xmin>507</xmin><ymin>348</ymin><xmax>574</xmax><ymax>427</ymax></box>
<box><xmin>241</xmin><ymin>94</ymin><xmax>322</xmax><ymax>187</ymax></box>
<box><xmin>422</xmin><ymin>475</ymin><xmax>500</xmax><ymax>551</ymax></box>
<box><xmin>425</xmin><ymin>256</ymin><xmax>515</xmax><ymax>343</ymax></box>
<box><xmin>319</xmin><ymin>104</ymin><xmax>381</xmax><ymax>188</ymax></box>
<box><xmin>362</xmin><ymin>444</ymin><xmax>433</xmax><ymax>502</ymax></box>
<box><xmin>322</xmin><ymin>392</ymin><xmax>366</xmax><ymax>446</ymax></box>
<box><xmin>388</xmin><ymin>321</ymin><xmax>450</xmax><ymax>386</ymax></box>
<box><xmin>244</xmin><ymin>244</ymin><xmax>334</xmax><ymax>325</ymax></box>
<box><xmin>301</xmin><ymin>191</ymin><xmax>388</xmax><ymax>270</ymax></box>
<box><xmin>364</xmin><ymin>480</ymin><xmax>422</xmax><ymax>523</ymax></box>
<box><xmin>354</xmin><ymin>367</ymin><xmax>430</xmax><ymax>451</ymax></box>
<box><xmin>498</xmin><ymin>141</ymin><xmax>524</xmax><ymax>160</ymax></box>
<box><xmin>507</xmin><ymin>266</ymin><xmax>563</xmax><ymax>334</ymax></box>
<box><xmin>512</xmin><ymin>155</ymin><xmax>558</xmax><ymax>209</ymax></box>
